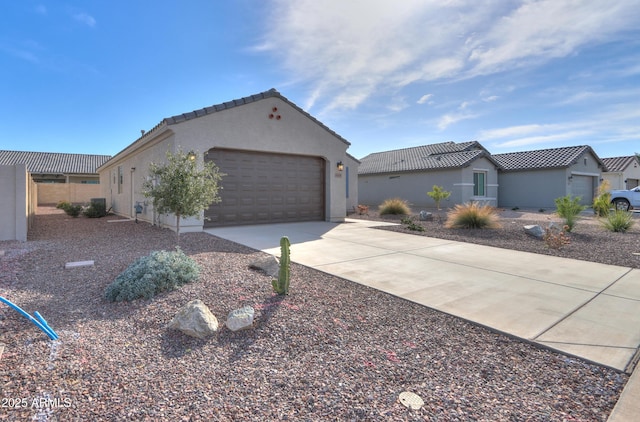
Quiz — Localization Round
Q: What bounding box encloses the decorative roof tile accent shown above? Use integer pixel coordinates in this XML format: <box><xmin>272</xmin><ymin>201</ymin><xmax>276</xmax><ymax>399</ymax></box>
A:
<box><xmin>0</xmin><ymin>150</ymin><xmax>111</xmax><ymax>174</ymax></box>
<box><xmin>601</xmin><ymin>156</ymin><xmax>639</xmax><ymax>172</ymax></box>
<box><xmin>492</xmin><ymin>145</ymin><xmax>604</xmax><ymax>171</ymax></box>
<box><xmin>358</xmin><ymin>141</ymin><xmax>497</xmax><ymax>174</ymax></box>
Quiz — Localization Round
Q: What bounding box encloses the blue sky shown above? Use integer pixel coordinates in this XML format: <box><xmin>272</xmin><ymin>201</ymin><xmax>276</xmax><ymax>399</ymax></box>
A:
<box><xmin>2</xmin><ymin>1</ymin><xmax>639</xmax><ymax>160</ymax></box>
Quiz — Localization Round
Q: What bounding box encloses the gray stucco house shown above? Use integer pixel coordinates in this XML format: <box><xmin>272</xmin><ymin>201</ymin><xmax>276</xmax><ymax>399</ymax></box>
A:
<box><xmin>97</xmin><ymin>89</ymin><xmax>357</xmax><ymax>231</ymax></box>
<box><xmin>601</xmin><ymin>156</ymin><xmax>640</xmax><ymax>190</ymax></box>
<box><xmin>358</xmin><ymin>141</ymin><xmax>501</xmax><ymax>209</ymax></box>
<box><xmin>493</xmin><ymin>145</ymin><xmax>606</xmax><ymax>209</ymax></box>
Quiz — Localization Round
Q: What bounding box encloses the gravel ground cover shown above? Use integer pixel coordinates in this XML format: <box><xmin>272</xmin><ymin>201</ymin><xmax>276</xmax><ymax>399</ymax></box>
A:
<box><xmin>0</xmin><ymin>206</ymin><xmax>632</xmax><ymax>420</ymax></box>
<box><xmin>352</xmin><ymin>208</ymin><xmax>640</xmax><ymax>269</ymax></box>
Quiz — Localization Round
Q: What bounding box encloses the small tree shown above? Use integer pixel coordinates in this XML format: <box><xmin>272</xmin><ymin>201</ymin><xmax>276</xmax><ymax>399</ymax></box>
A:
<box><xmin>427</xmin><ymin>185</ymin><xmax>451</xmax><ymax>210</ymax></box>
<box><xmin>142</xmin><ymin>149</ymin><xmax>224</xmax><ymax>240</ymax></box>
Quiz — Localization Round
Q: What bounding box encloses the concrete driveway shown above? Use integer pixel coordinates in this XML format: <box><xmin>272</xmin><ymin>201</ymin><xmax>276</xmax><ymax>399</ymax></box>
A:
<box><xmin>206</xmin><ymin>218</ymin><xmax>640</xmax><ymax>420</ymax></box>
<box><xmin>206</xmin><ymin>218</ymin><xmax>640</xmax><ymax>373</ymax></box>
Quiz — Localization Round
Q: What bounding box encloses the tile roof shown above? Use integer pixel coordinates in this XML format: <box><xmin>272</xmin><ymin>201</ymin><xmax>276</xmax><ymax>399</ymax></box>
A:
<box><xmin>164</xmin><ymin>88</ymin><xmax>350</xmax><ymax>146</ymax></box>
<box><xmin>601</xmin><ymin>156</ymin><xmax>639</xmax><ymax>172</ymax></box>
<box><xmin>0</xmin><ymin>150</ymin><xmax>111</xmax><ymax>174</ymax></box>
<box><xmin>358</xmin><ymin>141</ymin><xmax>498</xmax><ymax>174</ymax></box>
<box><xmin>102</xmin><ymin>88</ymin><xmax>351</xmax><ymax>169</ymax></box>
<box><xmin>492</xmin><ymin>145</ymin><xmax>604</xmax><ymax>171</ymax></box>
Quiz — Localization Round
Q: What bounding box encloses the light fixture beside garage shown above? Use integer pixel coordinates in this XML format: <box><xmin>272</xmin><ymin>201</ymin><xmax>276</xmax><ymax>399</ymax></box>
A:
<box><xmin>187</xmin><ymin>151</ymin><xmax>197</xmax><ymax>161</ymax></box>
<box><xmin>336</xmin><ymin>161</ymin><xmax>344</xmax><ymax>171</ymax></box>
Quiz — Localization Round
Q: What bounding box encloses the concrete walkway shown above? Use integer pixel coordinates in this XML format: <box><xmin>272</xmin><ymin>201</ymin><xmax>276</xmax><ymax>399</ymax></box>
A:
<box><xmin>205</xmin><ymin>219</ymin><xmax>640</xmax><ymax>417</ymax></box>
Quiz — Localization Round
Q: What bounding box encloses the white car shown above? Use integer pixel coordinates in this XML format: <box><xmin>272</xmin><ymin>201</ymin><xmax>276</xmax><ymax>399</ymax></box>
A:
<box><xmin>610</xmin><ymin>186</ymin><xmax>640</xmax><ymax>211</ymax></box>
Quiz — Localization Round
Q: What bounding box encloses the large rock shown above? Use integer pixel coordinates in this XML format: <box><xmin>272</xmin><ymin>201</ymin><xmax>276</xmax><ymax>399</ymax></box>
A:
<box><xmin>249</xmin><ymin>256</ymin><xmax>280</xmax><ymax>278</ymax></box>
<box><xmin>168</xmin><ymin>299</ymin><xmax>219</xmax><ymax>339</ymax></box>
<box><xmin>524</xmin><ymin>224</ymin><xmax>544</xmax><ymax>239</ymax></box>
<box><xmin>419</xmin><ymin>211</ymin><xmax>433</xmax><ymax>221</ymax></box>
<box><xmin>226</xmin><ymin>306</ymin><xmax>255</xmax><ymax>332</ymax></box>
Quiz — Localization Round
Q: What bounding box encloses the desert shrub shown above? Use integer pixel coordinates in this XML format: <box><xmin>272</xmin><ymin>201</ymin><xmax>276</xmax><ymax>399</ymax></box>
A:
<box><xmin>104</xmin><ymin>248</ymin><xmax>200</xmax><ymax>302</ymax></box>
<box><xmin>445</xmin><ymin>202</ymin><xmax>501</xmax><ymax>229</ymax></box>
<box><xmin>601</xmin><ymin>210</ymin><xmax>635</xmax><ymax>233</ymax></box>
<box><xmin>401</xmin><ymin>217</ymin><xmax>425</xmax><ymax>232</ymax></box>
<box><xmin>56</xmin><ymin>200</ymin><xmax>82</xmax><ymax>217</ymax></box>
<box><xmin>56</xmin><ymin>200</ymin><xmax>71</xmax><ymax>210</ymax></box>
<box><xmin>593</xmin><ymin>180</ymin><xmax>611</xmax><ymax>217</ymax></box>
<box><xmin>554</xmin><ymin>195</ymin><xmax>587</xmax><ymax>232</ymax></box>
<box><xmin>379</xmin><ymin>198</ymin><xmax>411</xmax><ymax>215</ymax></box>
<box><xmin>83</xmin><ymin>201</ymin><xmax>107</xmax><ymax>218</ymax></box>
<box><xmin>63</xmin><ymin>203</ymin><xmax>83</xmax><ymax>217</ymax></box>
<box><xmin>543</xmin><ymin>225</ymin><xmax>571</xmax><ymax>249</ymax></box>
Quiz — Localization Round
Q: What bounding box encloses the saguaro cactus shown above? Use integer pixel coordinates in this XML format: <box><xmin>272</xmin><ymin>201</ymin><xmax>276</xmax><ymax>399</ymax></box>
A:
<box><xmin>272</xmin><ymin>236</ymin><xmax>291</xmax><ymax>295</ymax></box>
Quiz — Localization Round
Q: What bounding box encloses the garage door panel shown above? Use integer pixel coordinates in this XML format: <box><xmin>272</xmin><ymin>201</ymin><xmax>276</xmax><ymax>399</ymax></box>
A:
<box><xmin>205</xmin><ymin>149</ymin><xmax>325</xmax><ymax>227</ymax></box>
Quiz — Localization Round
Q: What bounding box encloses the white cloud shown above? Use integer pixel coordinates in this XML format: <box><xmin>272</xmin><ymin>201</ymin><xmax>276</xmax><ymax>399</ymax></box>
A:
<box><xmin>73</xmin><ymin>12</ymin><xmax>96</xmax><ymax>27</ymax></box>
<box><xmin>258</xmin><ymin>0</ymin><xmax>639</xmax><ymax>113</ymax></box>
<box><xmin>417</xmin><ymin>94</ymin><xmax>433</xmax><ymax>105</ymax></box>
<box><xmin>437</xmin><ymin>112</ymin><xmax>478</xmax><ymax>130</ymax></box>
<box><xmin>494</xmin><ymin>131</ymin><xmax>593</xmax><ymax>148</ymax></box>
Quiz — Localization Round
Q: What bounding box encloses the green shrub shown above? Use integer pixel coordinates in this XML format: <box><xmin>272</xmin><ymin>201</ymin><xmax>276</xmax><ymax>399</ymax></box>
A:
<box><xmin>427</xmin><ymin>185</ymin><xmax>451</xmax><ymax>210</ymax></box>
<box><xmin>104</xmin><ymin>248</ymin><xmax>200</xmax><ymax>302</ymax></box>
<box><xmin>554</xmin><ymin>195</ymin><xmax>587</xmax><ymax>232</ymax></box>
<box><xmin>56</xmin><ymin>200</ymin><xmax>71</xmax><ymax>210</ymax></box>
<box><xmin>64</xmin><ymin>204</ymin><xmax>82</xmax><ymax>217</ymax></box>
<box><xmin>445</xmin><ymin>202</ymin><xmax>501</xmax><ymax>229</ymax></box>
<box><xmin>601</xmin><ymin>210</ymin><xmax>635</xmax><ymax>233</ymax></box>
<box><xmin>83</xmin><ymin>201</ymin><xmax>107</xmax><ymax>218</ymax></box>
<box><xmin>593</xmin><ymin>180</ymin><xmax>611</xmax><ymax>217</ymax></box>
<box><xmin>401</xmin><ymin>217</ymin><xmax>425</xmax><ymax>232</ymax></box>
<box><xmin>379</xmin><ymin>198</ymin><xmax>411</xmax><ymax>215</ymax></box>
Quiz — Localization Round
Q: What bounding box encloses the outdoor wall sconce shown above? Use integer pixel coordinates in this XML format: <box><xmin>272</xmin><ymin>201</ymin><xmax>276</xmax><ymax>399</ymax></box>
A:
<box><xmin>624</xmin><ymin>179</ymin><xmax>628</xmax><ymax>183</ymax></box>
<box><xmin>187</xmin><ymin>151</ymin><xmax>196</xmax><ymax>161</ymax></box>
<box><xmin>568</xmin><ymin>175</ymin><xmax>573</xmax><ymax>181</ymax></box>
<box><xmin>336</xmin><ymin>161</ymin><xmax>344</xmax><ymax>171</ymax></box>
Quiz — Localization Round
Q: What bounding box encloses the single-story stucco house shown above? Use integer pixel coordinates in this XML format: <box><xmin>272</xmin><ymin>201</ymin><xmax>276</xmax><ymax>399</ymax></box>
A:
<box><xmin>358</xmin><ymin>141</ymin><xmax>501</xmax><ymax>209</ymax></box>
<box><xmin>601</xmin><ymin>156</ymin><xmax>640</xmax><ymax>190</ymax></box>
<box><xmin>493</xmin><ymin>145</ymin><xmax>606</xmax><ymax>209</ymax></box>
<box><xmin>0</xmin><ymin>150</ymin><xmax>110</xmax><ymax>184</ymax></box>
<box><xmin>97</xmin><ymin>89</ymin><xmax>357</xmax><ymax>232</ymax></box>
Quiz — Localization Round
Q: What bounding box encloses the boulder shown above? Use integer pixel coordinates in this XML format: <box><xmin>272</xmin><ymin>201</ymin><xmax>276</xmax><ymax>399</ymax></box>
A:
<box><xmin>249</xmin><ymin>256</ymin><xmax>280</xmax><ymax>278</ymax></box>
<box><xmin>524</xmin><ymin>225</ymin><xmax>544</xmax><ymax>239</ymax></box>
<box><xmin>226</xmin><ymin>306</ymin><xmax>255</xmax><ymax>332</ymax></box>
<box><xmin>419</xmin><ymin>211</ymin><xmax>433</xmax><ymax>221</ymax></box>
<box><xmin>168</xmin><ymin>299</ymin><xmax>218</xmax><ymax>339</ymax></box>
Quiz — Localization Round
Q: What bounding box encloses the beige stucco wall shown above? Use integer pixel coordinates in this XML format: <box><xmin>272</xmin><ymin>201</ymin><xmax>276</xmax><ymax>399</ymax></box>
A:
<box><xmin>0</xmin><ymin>164</ymin><xmax>36</xmax><ymax>241</ymax></box>
<box><xmin>38</xmin><ymin>183</ymin><xmax>102</xmax><ymax>205</ymax></box>
<box><xmin>603</xmin><ymin>160</ymin><xmax>640</xmax><ymax>190</ymax></box>
<box><xmin>358</xmin><ymin>156</ymin><xmax>499</xmax><ymax>210</ymax></box>
<box><xmin>99</xmin><ymin>95</ymin><xmax>353</xmax><ymax>232</ymax></box>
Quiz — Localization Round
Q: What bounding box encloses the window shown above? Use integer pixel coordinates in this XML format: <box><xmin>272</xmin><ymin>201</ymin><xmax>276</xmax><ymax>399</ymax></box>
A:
<box><xmin>118</xmin><ymin>166</ymin><xmax>123</xmax><ymax>194</ymax></box>
<box><xmin>473</xmin><ymin>172</ymin><xmax>486</xmax><ymax>196</ymax></box>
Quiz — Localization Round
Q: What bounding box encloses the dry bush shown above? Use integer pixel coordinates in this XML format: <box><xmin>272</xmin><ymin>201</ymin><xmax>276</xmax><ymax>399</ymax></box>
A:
<box><xmin>445</xmin><ymin>202</ymin><xmax>501</xmax><ymax>229</ymax></box>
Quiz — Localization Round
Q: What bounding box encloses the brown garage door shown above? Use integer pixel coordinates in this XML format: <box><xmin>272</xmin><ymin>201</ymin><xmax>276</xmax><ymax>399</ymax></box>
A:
<box><xmin>204</xmin><ymin>149</ymin><xmax>325</xmax><ymax>227</ymax></box>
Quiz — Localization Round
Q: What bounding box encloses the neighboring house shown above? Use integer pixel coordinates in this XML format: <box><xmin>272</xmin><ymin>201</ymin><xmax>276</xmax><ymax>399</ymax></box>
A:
<box><xmin>358</xmin><ymin>141</ymin><xmax>501</xmax><ymax>209</ymax></box>
<box><xmin>0</xmin><ymin>150</ymin><xmax>111</xmax><ymax>184</ymax></box>
<box><xmin>493</xmin><ymin>145</ymin><xmax>606</xmax><ymax>209</ymax></box>
<box><xmin>601</xmin><ymin>156</ymin><xmax>640</xmax><ymax>190</ymax></box>
<box><xmin>0</xmin><ymin>150</ymin><xmax>111</xmax><ymax>205</ymax></box>
<box><xmin>97</xmin><ymin>88</ymin><xmax>356</xmax><ymax>231</ymax></box>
